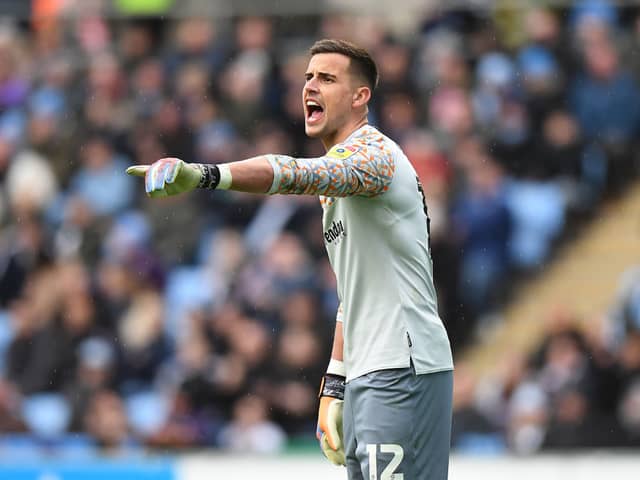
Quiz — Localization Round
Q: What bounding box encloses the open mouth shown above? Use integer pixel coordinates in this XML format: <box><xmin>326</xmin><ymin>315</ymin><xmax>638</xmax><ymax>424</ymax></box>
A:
<box><xmin>305</xmin><ymin>100</ymin><xmax>324</xmax><ymax>123</ymax></box>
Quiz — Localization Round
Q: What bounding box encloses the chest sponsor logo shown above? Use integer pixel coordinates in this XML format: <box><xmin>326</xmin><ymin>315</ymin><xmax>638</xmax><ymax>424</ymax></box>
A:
<box><xmin>324</xmin><ymin>220</ymin><xmax>346</xmax><ymax>244</ymax></box>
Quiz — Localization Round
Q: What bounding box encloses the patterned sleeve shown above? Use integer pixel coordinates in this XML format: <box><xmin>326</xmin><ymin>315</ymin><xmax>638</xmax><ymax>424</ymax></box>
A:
<box><xmin>265</xmin><ymin>139</ymin><xmax>395</xmax><ymax>197</ymax></box>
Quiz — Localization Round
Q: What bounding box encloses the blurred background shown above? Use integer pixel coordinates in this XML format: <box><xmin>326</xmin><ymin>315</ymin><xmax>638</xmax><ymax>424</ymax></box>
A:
<box><xmin>0</xmin><ymin>0</ymin><xmax>639</xmax><ymax>478</ymax></box>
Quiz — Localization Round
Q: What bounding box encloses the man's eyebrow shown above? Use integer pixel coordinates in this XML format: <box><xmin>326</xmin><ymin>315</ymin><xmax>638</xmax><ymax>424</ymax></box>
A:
<box><xmin>305</xmin><ymin>71</ymin><xmax>338</xmax><ymax>80</ymax></box>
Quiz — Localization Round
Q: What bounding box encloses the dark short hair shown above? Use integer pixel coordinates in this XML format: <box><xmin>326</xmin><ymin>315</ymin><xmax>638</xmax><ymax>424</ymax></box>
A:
<box><xmin>309</xmin><ymin>39</ymin><xmax>379</xmax><ymax>91</ymax></box>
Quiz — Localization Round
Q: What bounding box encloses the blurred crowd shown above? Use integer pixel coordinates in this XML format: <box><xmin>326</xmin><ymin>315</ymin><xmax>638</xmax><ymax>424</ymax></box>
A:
<box><xmin>453</xmin><ymin>265</ymin><xmax>640</xmax><ymax>453</ymax></box>
<box><xmin>1</xmin><ymin>0</ymin><xmax>640</xmax><ymax>455</ymax></box>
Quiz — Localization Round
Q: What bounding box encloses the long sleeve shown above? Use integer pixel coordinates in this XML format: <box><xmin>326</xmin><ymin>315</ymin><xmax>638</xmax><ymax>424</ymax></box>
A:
<box><xmin>265</xmin><ymin>137</ymin><xmax>395</xmax><ymax>198</ymax></box>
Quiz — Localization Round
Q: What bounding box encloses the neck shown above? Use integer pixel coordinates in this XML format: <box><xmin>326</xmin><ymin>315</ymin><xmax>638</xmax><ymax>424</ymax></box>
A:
<box><xmin>321</xmin><ymin>114</ymin><xmax>369</xmax><ymax>151</ymax></box>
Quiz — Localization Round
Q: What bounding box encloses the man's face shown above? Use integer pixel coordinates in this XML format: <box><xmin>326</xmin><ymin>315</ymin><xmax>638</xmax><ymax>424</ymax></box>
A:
<box><xmin>303</xmin><ymin>53</ymin><xmax>357</xmax><ymax>141</ymax></box>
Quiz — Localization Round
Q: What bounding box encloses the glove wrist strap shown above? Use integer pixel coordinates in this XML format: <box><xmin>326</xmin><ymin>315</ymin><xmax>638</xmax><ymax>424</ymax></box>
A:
<box><xmin>196</xmin><ymin>164</ymin><xmax>221</xmax><ymax>190</ymax></box>
<box><xmin>319</xmin><ymin>374</ymin><xmax>345</xmax><ymax>400</ymax></box>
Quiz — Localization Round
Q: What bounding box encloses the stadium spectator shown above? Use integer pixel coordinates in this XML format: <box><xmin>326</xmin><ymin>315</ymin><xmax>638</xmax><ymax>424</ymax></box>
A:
<box><xmin>451</xmin><ymin>138</ymin><xmax>512</xmax><ymax>316</ymax></box>
<box><xmin>83</xmin><ymin>389</ymin><xmax>139</xmax><ymax>452</ymax></box>
<box><xmin>570</xmin><ymin>27</ymin><xmax>640</xmax><ymax>192</ymax></box>
<box><xmin>450</xmin><ymin>363</ymin><xmax>504</xmax><ymax>453</ymax></box>
<box><xmin>218</xmin><ymin>394</ymin><xmax>286</xmax><ymax>454</ymax></box>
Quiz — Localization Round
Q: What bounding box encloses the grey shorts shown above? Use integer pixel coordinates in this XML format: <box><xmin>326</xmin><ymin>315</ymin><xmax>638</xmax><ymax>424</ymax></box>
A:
<box><xmin>343</xmin><ymin>367</ymin><xmax>453</xmax><ymax>480</ymax></box>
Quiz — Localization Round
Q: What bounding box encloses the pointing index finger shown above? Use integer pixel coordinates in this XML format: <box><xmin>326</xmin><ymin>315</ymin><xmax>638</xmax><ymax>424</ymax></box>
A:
<box><xmin>126</xmin><ymin>165</ymin><xmax>149</xmax><ymax>177</ymax></box>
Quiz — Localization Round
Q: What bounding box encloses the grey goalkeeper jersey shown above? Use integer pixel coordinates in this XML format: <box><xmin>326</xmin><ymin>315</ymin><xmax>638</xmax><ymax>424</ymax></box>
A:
<box><xmin>267</xmin><ymin>125</ymin><xmax>453</xmax><ymax>382</ymax></box>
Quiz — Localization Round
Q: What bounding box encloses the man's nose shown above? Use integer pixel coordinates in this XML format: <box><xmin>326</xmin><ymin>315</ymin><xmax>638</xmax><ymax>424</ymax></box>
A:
<box><xmin>304</xmin><ymin>78</ymin><xmax>319</xmax><ymax>92</ymax></box>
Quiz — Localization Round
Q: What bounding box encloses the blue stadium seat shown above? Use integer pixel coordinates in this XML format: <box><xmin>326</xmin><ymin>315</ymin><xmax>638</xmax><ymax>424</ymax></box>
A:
<box><xmin>21</xmin><ymin>393</ymin><xmax>71</xmax><ymax>439</ymax></box>
<box><xmin>124</xmin><ymin>390</ymin><xmax>170</xmax><ymax>437</ymax></box>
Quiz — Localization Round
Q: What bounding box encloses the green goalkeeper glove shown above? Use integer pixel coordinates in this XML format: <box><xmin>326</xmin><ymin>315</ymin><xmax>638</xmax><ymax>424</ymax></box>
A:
<box><xmin>126</xmin><ymin>158</ymin><xmax>220</xmax><ymax>198</ymax></box>
<box><xmin>316</xmin><ymin>374</ymin><xmax>346</xmax><ymax>466</ymax></box>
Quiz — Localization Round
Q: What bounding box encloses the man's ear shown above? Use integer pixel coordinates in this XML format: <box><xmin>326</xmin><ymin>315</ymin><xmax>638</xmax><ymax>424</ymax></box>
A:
<box><xmin>352</xmin><ymin>86</ymin><xmax>371</xmax><ymax>108</ymax></box>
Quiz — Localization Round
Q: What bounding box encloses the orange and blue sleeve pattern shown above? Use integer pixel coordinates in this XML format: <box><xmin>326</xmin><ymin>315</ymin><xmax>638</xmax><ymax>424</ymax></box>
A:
<box><xmin>265</xmin><ymin>135</ymin><xmax>395</xmax><ymax>198</ymax></box>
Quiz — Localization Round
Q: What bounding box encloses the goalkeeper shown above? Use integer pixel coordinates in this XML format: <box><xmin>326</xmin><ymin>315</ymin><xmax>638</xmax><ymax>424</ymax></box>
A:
<box><xmin>128</xmin><ymin>39</ymin><xmax>454</xmax><ymax>480</ymax></box>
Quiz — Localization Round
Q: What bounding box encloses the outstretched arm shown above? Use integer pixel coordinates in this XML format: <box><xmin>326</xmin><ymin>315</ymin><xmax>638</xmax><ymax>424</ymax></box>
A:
<box><xmin>126</xmin><ymin>142</ymin><xmax>394</xmax><ymax>198</ymax></box>
<box><xmin>126</xmin><ymin>156</ymin><xmax>275</xmax><ymax>196</ymax></box>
